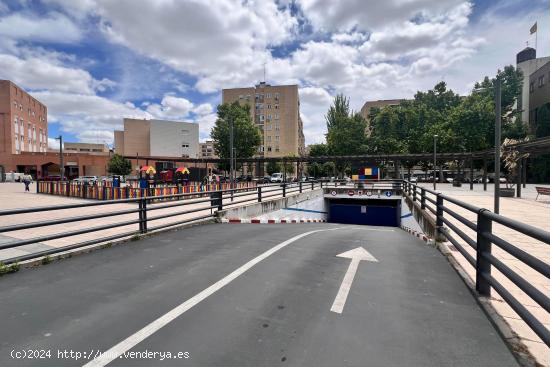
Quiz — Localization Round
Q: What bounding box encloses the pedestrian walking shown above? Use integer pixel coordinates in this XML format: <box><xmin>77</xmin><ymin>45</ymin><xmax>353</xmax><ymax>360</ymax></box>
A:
<box><xmin>23</xmin><ymin>175</ymin><xmax>31</xmax><ymax>192</ymax></box>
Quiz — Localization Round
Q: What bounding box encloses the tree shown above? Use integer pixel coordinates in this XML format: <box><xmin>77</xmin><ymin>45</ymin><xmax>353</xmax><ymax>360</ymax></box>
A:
<box><xmin>266</xmin><ymin>161</ymin><xmax>281</xmax><ymax>175</ymax></box>
<box><xmin>107</xmin><ymin>154</ymin><xmax>132</xmax><ymax>176</ymax></box>
<box><xmin>211</xmin><ymin>102</ymin><xmax>262</xmax><ymax>171</ymax></box>
<box><xmin>325</xmin><ymin>95</ymin><xmax>368</xmax><ymax>156</ymax></box>
<box><xmin>308</xmin><ymin>143</ymin><xmax>328</xmax><ymax>157</ymax></box>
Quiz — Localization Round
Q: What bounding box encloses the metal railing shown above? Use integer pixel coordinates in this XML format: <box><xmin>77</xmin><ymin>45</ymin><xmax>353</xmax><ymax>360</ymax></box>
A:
<box><xmin>0</xmin><ymin>182</ymin><xmax>321</xmax><ymax>265</ymax></box>
<box><xmin>402</xmin><ymin>180</ymin><xmax>550</xmax><ymax>347</ymax></box>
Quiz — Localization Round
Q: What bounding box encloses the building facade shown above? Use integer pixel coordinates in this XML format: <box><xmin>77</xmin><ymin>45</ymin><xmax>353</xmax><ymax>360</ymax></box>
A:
<box><xmin>0</xmin><ymin>80</ymin><xmax>48</xmax><ymax>156</ymax></box>
<box><xmin>360</xmin><ymin>99</ymin><xmax>404</xmax><ymax>135</ymax></box>
<box><xmin>528</xmin><ymin>60</ymin><xmax>550</xmax><ymax>128</ymax></box>
<box><xmin>114</xmin><ymin>119</ymin><xmax>199</xmax><ymax>158</ymax></box>
<box><xmin>64</xmin><ymin>142</ymin><xmax>110</xmax><ymax>155</ymax></box>
<box><xmin>222</xmin><ymin>82</ymin><xmax>305</xmax><ymax>158</ymax></box>
<box><xmin>516</xmin><ymin>47</ymin><xmax>550</xmax><ymax>125</ymax></box>
<box><xmin>199</xmin><ymin>140</ymin><xmax>217</xmax><ymax>159</ymax></box>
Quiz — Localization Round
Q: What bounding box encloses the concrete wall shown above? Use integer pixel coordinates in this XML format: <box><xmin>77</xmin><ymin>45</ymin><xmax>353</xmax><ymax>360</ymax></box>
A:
<box><xmin>517</xmin><ymin>57</ymin><xmax>550</xmax><ymax>123</ymax></box>
<box><xmin>150</xmin><ymin>120</ymin><xmax>199</xmax><ymax>158</ymax></box>
<box><xmin>216</xmin><ymin>189</ymin><xmax>324</xmax><ymax>220</ymax></box>
<box><xmin>122</xmin><ymin>118</ymin><xmax>150</xmax><ymax>157</ymax></box>
<box><xmin>403</xmin><ymin>195</ymin><xmax>442</xmax><ymax>241</ymax></box>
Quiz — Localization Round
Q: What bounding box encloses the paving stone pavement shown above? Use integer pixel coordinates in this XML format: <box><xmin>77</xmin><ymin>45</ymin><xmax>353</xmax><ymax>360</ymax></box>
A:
<box><xmin>417</xmin><ymin>183</ymin><xmax>550</xmax><ymax>366</ymax></box>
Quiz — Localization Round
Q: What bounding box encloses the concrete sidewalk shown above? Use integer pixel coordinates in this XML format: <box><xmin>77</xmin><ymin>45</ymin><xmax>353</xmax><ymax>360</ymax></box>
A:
<box><xmin>0</xmin><ymin>223</ymin><xmax>518</xmax><ymax>366</ymax></box>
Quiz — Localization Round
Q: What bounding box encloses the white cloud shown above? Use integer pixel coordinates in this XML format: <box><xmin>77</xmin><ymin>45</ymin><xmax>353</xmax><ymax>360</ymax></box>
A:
<box><xmin>0</xmin><ymin>12</ymin><xmax>82</xmax><ymax>43</ymax></box>
<box><xmin>297</xmin><ymin>0</ymin><xmax>465</xmax><ymax>32</ymax></box>
<box><xmin>193</xmin><ymin>103</ymin><xmax>214</xmax><ymax>116</ymax></box>
<box><xmin>146</xmin><ymin>95</ymin><xmax>194</xmax><ymax>120</ymax></box>
<box><xmin>0</xmin><ymin>52</ymin><xmax>114</xmax><ymax>94</ymax></box>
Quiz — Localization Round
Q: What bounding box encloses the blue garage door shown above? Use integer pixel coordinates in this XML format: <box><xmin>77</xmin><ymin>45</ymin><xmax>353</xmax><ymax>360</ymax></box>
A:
<box><xmin>329</xmin><ymin>200</ymin><xmax>400</xmax><ymax>226</ymax></box>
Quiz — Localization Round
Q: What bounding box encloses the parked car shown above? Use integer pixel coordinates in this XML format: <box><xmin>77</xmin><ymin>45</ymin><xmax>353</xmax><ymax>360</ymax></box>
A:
<box><xmin>236</xmin><ymin>175</ymin><xmax>253</xmax><ymax>182</ymax></box>
<box><xmin>270</xmin><ymin>173</ymin><xmax>283</xmax><ymax>183</ymax></box>
<box><xmin>408</xmin><ymin>176</ymin><xmax>418</xmax><ymax>183</ymax></box>
<box><xmin>255</xmin><ymin>176</ymin><xmax>272</xmax><ymax>184</ymax></box>
<box><xmin>73</xmin><ymin>176</ymin><xmax>98</xmax><ymax>184</ymax></box>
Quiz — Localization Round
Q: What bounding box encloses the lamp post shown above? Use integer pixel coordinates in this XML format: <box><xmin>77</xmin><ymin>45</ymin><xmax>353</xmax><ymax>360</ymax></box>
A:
<box><xmin>56</xmin><ymin>135</ymin><xmax>64</xmax><ymax>180</ymax></box>
<box><xmin>229</xmin><ymin>117</ymin><xmax>234</xmax><ymax>189</ymax></box>
<box><xmin>433</xmin><ymin>135</ymin><xmax>438</xmax><ymax>190</ymax></box>
<box><xmin>494</xmin><ymin>78</ymin><xmax>502</xmax><ymax>214</ymax></box>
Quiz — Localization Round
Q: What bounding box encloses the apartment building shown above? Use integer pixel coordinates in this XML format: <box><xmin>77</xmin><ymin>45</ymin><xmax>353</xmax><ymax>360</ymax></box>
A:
<box><xmin>199</xmin><ymin>140</ymin><xmax>217</xmax><ymax>159</ymax></box>
<box><xmin>516</xmin><ymin>47</ymin><xmax>550</xmax><ymax>124</ymax></box>
<box><xmin>528</xmin><ymin>60</ymin><xmax>550</xmax><ymax>129</ymax></box>
<box><xmin>0</xmin><ymin>80</ymin><xmax>48</xmax><ymax>155</ymax></box>
<box><xmin>222</xmin><ymin>82</ymin><xmax>305</xmax><ymax>158</ymax></box>
<box><xmin>64</xmin><ymin>142</ymin><xmax>110</xmax><ymax>155</ymax></box>
<box><xmin>114</xmin><ymin>118</ymin><xmax>199</xmax><ymax>158</ymax></box>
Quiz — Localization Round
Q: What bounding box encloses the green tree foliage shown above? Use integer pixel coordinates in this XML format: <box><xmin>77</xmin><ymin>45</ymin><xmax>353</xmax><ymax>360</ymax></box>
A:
<box><xmin>266</xmin><ymin>161</ymin><xmax>281</xmax><ymax>175</ymax></box>
<box><xmin>107</xmin><ymin>154</ymin><xmax>132</xmax><ymax>176</ymax></box>
<box><xmin>211</xmin><ymin>102</ymin><xmax>262</xmax><ymax>171</ymax></box>
<box><xmin>535</xmin><ymin>103</ymin><xmax>550</xmax><ymax>138</ymax></box>
<box><xmin>326</xmin><ymin>95</ymin><xmax>368</xmax><ymax>156</ymax></box>
<box><xmin>308</xmin><ymin>143</ymin><xmax>329</xmax><ymax>156</ymax></box>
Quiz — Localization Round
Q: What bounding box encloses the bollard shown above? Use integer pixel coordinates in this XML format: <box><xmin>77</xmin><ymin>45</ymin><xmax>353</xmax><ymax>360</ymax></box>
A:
<box><xmin>282</xmin><ymin>183</ymin><xmax>286</xmax><ymax>197</ymax></box>
<box><xmin>258</xmin><ymin>186</ymin><xmax>262</xmax><ymax>202</ymax></box>
<box><xmin>476</xmin><ymin>209</ymin><xmax>492</xmax><ymax>296</ymax></box>
<box><xmin>299</xmin><ymin>181</ymin><xmax>303</xmax><ymax>193</ymax></box>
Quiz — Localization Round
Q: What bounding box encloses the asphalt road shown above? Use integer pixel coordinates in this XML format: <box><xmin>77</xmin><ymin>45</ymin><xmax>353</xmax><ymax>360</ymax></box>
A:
<box><xmin>0</xmin><ymin>223</ymin><xmax>518</xmax><ymax>367</ymax></box>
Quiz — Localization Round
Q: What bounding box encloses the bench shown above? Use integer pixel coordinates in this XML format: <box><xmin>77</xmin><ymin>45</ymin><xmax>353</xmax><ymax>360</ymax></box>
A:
<box><xmin>535</xmin><ymin>186</ymin><xmax>550</xmax><ymax>200</ymax></box>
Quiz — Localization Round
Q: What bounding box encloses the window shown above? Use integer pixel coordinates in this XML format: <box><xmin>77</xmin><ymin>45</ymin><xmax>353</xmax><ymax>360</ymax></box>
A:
<box><xmin>182</xmin><ymin>144</ymin><xmax>189</xmax><ymax>148</ymax></box>
<box><xmin>259</xmin><ymin>115</ymin><xmax>265</xmax><ymax>121</ymax></box>
<box><xmin>267</xmin><ymin>114</ymin><xmax>272</xmax><ymax>121</ymax></box>
<box><xmin>266</xmin><ymin>93</ymin><xmax>271</xmax><ymax>98</ymax></box>
<box><xmin>275</xmin><ymin>146</ymin><xmax>280</xmax><ymax>152</ymax></box>
<box><xmin>274</xmin><ymin>113</ymin><xmax>280</xmax><ymax>119</ymax></box>
<box><xmin>267</xmin><ymin>104</ymin><xmax>271</xmax><ymax>109</ymax></box>
<box><xmin>275</xmin><ymin>124</ymin><xmax>280</xmax><ymax>131</ymax></box>
<box><xmin>14</xmin><ymin>118</ymin><xmax>18</xmax><ymax>134</ymax></box>
<box><xmin>266</xmin><ymin>124</ymin><xmax>272</xmax><ymax>131</ymax></box>
<box><xmin>266</xmin><ymin>135</ymin><xmax>271</xmax><ymax>142</ymax></box>
<box><xmin>267</xmin><ymin>146</ymin><xmax>272</xmax><ymax>152</ymax></box>
<box><xmin>275</xmin><ymin>135</ymin><xmax>280</xmax><ymax>141</ymax></box>
<box><xmin>538</xmin><ymin>75</ymin><xmax>545</xmax><ymax>87</ymax></box>
<box><xmin>530</xmin><ymin>82</ymin><xmax>535</xmax><ymax>93</ymax></box>
<box><xmin>274</xmin><ymin>104</ymin><xmax>279</xmax><ymax>109</ymax></box>
<box><xmin>182</xmin><ymin>129</ymin><xmax>189</xmax><ymax>134</ymax></box>
<box><xmin>15</xmin><ymin>134</ymin><xmax>20</xmax><ymax>151</ymax></box>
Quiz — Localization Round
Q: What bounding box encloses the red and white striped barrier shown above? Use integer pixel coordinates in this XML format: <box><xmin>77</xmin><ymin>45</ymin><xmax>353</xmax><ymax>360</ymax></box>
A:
<box><xmin>222</xmin><ymin>218</ymin><xmax>327</xmax><ymax>224</ymax></box>
<box><xmin>400</xmin><ymin>225</ymin><xmax>432</xmax><ymax>244</ymax></box>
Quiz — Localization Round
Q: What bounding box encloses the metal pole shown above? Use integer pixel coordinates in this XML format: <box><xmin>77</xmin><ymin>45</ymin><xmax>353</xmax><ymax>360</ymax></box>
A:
<box><xmin>58</xmin><ymin>135</ymin><xmax>64</xmax><ymax>180</ymax></box>
<box><xmin>494</xmin><ymin>79</ymin><xmax>501</xmax><ymax>214</ymax></box>
<box><xmin>229</xmin><ymin>118</ymin><xmax>234</xmax><ymax>188</ymax></box>
<box><xmin>470</xmin><ymin>155</ymin><xmax>474</xmax><ymax>190</ymax></box>
<box><xmin>516</xmin><ymin>155</ymin><xmax>522</xmax><ymax>198</ymax></box>
<box><xmin>483</xmin><ymin>155</ymin><xmax>488</xmax><ymax>191</ymax></box>
<box><xmin>433</xmin><ymin>135</ymin><xmax>438</xmax><ymax>190</ymax></box>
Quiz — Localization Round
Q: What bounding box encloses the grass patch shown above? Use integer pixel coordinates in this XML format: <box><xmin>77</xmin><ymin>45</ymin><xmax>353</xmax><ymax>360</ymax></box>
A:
<box><xmin>41</xmin><ymin>255</ymin><xmax>52</xmax><ymax>265</ymax></box>
<box><xmin>130</xmin><ymin>234</ymin><xmax>140</xmax><ymax>242</ymax></box>
<box><xmin>0</xmin><ymin>261</ymin><xmax>20</xmax><ymax>276</ymax></box>
<box><xmin>100</xmin><ymin>242</ymin><xmax>113</xmax><ymax>249</ymax></box>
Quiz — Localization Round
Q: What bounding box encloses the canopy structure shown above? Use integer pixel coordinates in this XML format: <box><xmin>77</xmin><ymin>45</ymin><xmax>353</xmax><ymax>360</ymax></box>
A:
<box><xmin>140</xmin><ymin>165</ymin><xmax>156</xmax><ymax>175</ymax></box>
<box><xmin>176</xmin><ymin>167</ymin><xmax>190</xmax><ymax>174</ymax></box>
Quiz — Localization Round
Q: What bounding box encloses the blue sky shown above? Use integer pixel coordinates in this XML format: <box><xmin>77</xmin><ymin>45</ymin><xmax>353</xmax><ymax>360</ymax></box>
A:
<box><xmin>0</xmin><ymin>0</ymin><xmax>549</xmax><ymax>147</ymax></box>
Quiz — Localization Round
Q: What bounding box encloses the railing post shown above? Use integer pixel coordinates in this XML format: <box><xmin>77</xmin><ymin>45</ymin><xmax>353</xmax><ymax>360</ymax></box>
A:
<box><xmin>258</xmin><ymin>186</ymin><xmax>262</xmax><ymax>202</ymax></box>
<box><xmin>476</xmin><ymin>209</ymin><xmax>492</xmax><ymax>296</ymax></box>
<box><xmin>311</xmin><ymin>181</ymin><xmax>314</xmax><ymax>191</ymax></box>
<box><xmin>299</xmin><ymin>181</ymin><xmax>303</xmax><ymax>193</ymax></box>
<box><xmin>421</xmin><ymin>188</ymin><xmax>426</xmax><ymax>210</ymax></box>
<box><xmin>436</xmin><ymin>193</ymin><xmax>444</xmax><ymax>241</ymax></box>
<box><xmin>138</xmin><ymin>198</ymin><xmax>147</xmax><ymax>234</ymax></box>
<box><xmin>413</xmin><ymin>185</ymin><xmax>417</xmax><ymax>202</ymax></box>
<box><xmin>282</xmin><ymin>183</ymin><xmax>286</xmax><ymax>197</ymax></box>
<box><xmin>320</xmin><ymin>181</ymin><xmax>323</xmax><ymax>188</ymax></box>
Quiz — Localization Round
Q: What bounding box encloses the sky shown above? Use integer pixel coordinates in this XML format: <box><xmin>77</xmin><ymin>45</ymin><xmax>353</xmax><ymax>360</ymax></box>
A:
<box><xmin>0</xmin><ymin>0</ymin><xmax>549</xmax><ymax>149</ymax></box>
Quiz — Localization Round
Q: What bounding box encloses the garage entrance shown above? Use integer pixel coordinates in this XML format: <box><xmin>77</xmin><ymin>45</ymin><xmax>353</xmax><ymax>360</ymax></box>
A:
<box><xmin>328</xmin><ymin>198</ymin><xmax>401</xmax><ymax>227</ymax></box>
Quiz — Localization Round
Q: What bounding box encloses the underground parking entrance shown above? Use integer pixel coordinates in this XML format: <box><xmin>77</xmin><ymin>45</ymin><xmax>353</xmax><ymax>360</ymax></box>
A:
<box><xmin>324</xmin><ymin>185</ymin><xmax>402</xmax><ymax>226</ymax></box>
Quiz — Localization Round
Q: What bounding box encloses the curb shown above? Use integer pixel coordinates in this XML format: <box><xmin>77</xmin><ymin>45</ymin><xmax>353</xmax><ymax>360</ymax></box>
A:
<box><xmin>400</xmin><ymin>225</ymin><xmax>433</xmax><ymax>244</ymax></box>
<box><xmin>222</xmin><ymin>218</ymin><xmax>327</xmax><ymax>224</ymax></box>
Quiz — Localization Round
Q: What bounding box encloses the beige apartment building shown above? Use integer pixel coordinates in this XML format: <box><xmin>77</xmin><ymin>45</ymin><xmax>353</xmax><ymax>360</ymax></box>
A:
<box><xmin>0</xmin><ymin>80</ymin><xmax>48</xmax><ymax>156</ymax></box>
<box><xmin>114</xmin><ymin>118</ymin><xmax>199</xmax><ymax>158</ymax></box>
<box><xmin>199</xmin><ymin>140</ymin><xmax>217</xmax><ymax>159</ymax></box>
<box><xmin>64</xmin><ymin>142</ymin><xmax>110</xmax><ymax>155</ymax></box>
<box><xmin>222</xmin><ymin>82</ymin><xmax>305</xmax><ymax>159</ymax></box>
<box><xmin>360</xmin><ymin>99</ymin><xmax>404</xmax><ymax>136</ymax></box>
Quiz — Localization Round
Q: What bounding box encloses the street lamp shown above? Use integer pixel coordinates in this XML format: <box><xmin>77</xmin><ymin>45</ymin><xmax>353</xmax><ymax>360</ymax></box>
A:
<box><xmin>472</xmin><ymin>78</ymin><xmax>502</xmax><ymax>214</ymax></box>
<box><xmin>494</xmin><ymin>78</ymin><xmax>502</xmax><ymax>214</ymax></box>
<box><xmin>433</xmin><ymin>135</ymin><xmax>438</xmax><ymax>190</ymax></box>
<box><xmin>55</xmin><ymin>135</ymin><xmax>64</xmax><ymax>180</ymax></box>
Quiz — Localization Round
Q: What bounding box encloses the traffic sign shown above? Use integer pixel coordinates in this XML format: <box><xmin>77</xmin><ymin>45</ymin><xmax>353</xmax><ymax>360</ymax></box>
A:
<box><xmin>348</xmin><ymin>190</ymin><xmax>355</xmax><ymax>196</ymax></box>
<box><xmin>385</xmin><ymin>191</ymin><xmax>393</xmax><ymax>197</ymax></box>
<box><xmin>331</xmin><ymin>190</ymin><xmax>337</xmax><ymax>196</ymax></box>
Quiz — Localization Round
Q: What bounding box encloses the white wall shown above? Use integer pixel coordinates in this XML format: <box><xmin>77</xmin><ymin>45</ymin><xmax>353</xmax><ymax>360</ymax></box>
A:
<box><xmin>517</xmin><ymin>56</ymin><xmax>550</xmax><ymax>123</ymax></box>
<box><xmin>149</xmin><ymin>120</ymin><xmax>199</xmax><ymax>158</ymax></box>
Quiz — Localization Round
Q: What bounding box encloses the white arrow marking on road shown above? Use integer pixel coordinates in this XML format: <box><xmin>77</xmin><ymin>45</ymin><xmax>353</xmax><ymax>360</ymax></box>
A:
<box><xmin>330</xmin><ymin>247</ymin><xmax>378</xmax><ymax>314</ymax></box>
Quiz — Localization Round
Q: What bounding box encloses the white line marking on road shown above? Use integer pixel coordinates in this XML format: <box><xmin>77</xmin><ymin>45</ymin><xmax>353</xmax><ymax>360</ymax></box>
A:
<box><xmin>82</xmin><ymin>227</ymin><xmax>345</xmax><ymax>367</ymax></box>
<box><xmin>330</xmin><ymin>247</ymin><xmax>378</xmax><ymax>314</ymax></box>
